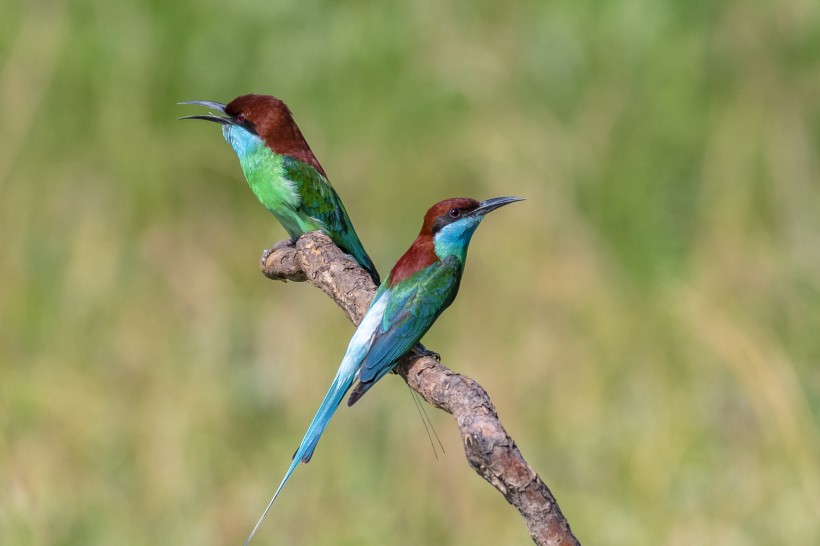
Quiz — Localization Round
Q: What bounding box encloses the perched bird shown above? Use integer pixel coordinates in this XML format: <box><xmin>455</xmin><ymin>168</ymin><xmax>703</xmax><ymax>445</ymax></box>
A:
<box><xmin>244</xmin><ymin>196</ymin><xmax>523</xmax><ymax>545</ymax></box>
<box><xmin>179</xmin><ymin>94</ymin><xmax>380</xmax><ymax>284</ymax></box>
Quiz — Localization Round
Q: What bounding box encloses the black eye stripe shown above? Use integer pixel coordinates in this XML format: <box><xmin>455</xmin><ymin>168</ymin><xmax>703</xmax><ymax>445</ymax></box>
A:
<box><xmin>232</xmin><ymin>114</ymin><xmax>258</xmax><ymax>135</ymax></box>
<box><xmin>433</xmin><ymin>208</ymin><xmax>467</xmax><ymax>234</ymax></box>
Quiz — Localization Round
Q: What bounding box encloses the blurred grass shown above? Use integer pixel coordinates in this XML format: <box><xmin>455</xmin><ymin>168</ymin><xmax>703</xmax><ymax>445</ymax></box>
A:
<box><xmin>2</xmin><ymin>0</ymin><xmax>820</xmax><ymax>544</ymax></box>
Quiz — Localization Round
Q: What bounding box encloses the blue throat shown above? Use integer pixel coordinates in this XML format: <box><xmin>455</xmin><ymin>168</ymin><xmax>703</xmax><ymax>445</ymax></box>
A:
<box><xmin>433</xmin><ymin>216</ymin><xmax>483</xmax><ymax>263</ymax></box>
<box><xmin>223</xmin><ymin>124</ymin><xmax>263</xmax><ymax>158</ymax></box>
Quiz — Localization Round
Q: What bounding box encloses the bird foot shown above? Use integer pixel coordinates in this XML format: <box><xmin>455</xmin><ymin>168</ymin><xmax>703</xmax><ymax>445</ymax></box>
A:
<box><xmin>259</xmin><ymin>239</ymin><xmax>297</xmax><ymax>268</ymax></box>
<box><xmin>411</xmin><ymin>343</ymin><xmax>441</xmax><ymax>362</ymax></box>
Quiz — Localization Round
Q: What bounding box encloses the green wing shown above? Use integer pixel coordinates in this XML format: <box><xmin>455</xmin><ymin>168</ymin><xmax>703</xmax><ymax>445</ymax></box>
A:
<box><xmin>283</xmin><ymin>156</ymin><xmax>380</xmax><ymax>284</ymax></box>
<box><xmin>348</xmin><ymin>256</ymin><xmax>463</xmax><ymax>404</ymax></box>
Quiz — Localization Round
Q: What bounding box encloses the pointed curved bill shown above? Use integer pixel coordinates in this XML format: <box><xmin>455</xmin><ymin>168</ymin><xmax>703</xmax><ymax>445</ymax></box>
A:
<box><xmin>178</xmin><ymin>100</ymin><xmax>227</xmax><ymax>112</ymax></box>
<box><xmin>177</xmin><ymin>100</ymin><xmax>230</xmax><ymax>124</ymax></box>
<box><xmin>470</xmin><ymin>196</ymin><xmax>525</xmax><ymax>216</ymax></box>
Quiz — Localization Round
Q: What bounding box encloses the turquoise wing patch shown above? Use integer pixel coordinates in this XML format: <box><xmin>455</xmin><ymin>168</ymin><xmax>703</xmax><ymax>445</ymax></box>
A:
<box><xmin>357</xmin><ymin>256</ymin><xmax>463</xmax><ymax>385</ymax></box>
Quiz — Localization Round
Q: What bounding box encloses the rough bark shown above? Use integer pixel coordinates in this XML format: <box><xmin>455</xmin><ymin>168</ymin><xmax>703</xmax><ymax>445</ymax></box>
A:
<box><xmin>261</xmin><ymin>232</ymin><xmax>580</xmax><ymax>546</ymax></box>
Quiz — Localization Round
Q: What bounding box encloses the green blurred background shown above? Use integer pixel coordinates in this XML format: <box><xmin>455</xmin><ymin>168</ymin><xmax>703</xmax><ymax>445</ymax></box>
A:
<box><xmin>2</xmin><ymin>0</ymin><xmax>819</xmax><ymax>544</ymax></box>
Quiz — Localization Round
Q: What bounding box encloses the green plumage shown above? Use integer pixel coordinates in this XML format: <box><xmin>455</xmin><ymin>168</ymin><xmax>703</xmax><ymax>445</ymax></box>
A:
<box><xmin>235</xmin><ymin>143</ymin><xmax>378</xmax><ymax>282</ymax></box>
<box><xmin>349</xmin><ymin>255</ymin><xmax>463</xmax><ymax>402</ymax></box>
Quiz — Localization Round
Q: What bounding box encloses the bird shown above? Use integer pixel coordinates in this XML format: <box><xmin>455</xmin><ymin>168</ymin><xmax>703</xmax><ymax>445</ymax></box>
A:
<box><xmin>178</xmin><ymin>94</ymin><xmax>380</xmax><ymax>285</ymax></box>
<box><xmin>243</xmin><ymin>195</ymin><xmax>524</xmax><ymax>545</ymax></box>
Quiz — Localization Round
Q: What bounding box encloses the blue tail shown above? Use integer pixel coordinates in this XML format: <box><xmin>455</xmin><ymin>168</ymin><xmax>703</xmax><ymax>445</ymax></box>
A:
<box><xmin>242</xmin><ymin>291</ymin><xmax>389</xmax><ymax>545</ymax></box>
<box><xmin>242</xmin><ymin>360</ymin><xmax>359</xmax><ymax>546</ymax></box>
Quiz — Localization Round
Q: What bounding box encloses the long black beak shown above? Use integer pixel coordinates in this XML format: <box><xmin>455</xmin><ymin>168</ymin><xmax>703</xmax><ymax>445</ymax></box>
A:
<box><xmin>470</xmin><ymin>196</ymin><xmax>525</xmax><ymax>216</ymax></box>
<box><xmin>177</xmin><ymin>100</ymin><xmax>230</xmax><ymax>124</ymax></box>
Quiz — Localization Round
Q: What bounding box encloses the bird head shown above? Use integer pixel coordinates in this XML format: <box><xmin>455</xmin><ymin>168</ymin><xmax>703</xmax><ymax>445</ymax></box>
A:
<box><xmin>426</xmin><ymin>196</ymin><xmax>524</xmax><ymax>254</ymax></box>
<box><xmin>388</xmin><ymin>196</ymin><xmax>524</xmax><ymax>285</ymax></box>
<box><xmin>178</xmin><ymin>94</ymin><xmax>325</xmax><ymax>175</ymax></box>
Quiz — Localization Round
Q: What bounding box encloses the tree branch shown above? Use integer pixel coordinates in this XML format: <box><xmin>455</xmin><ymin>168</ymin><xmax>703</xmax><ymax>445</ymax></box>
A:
<box><xmin>261</xmin><ymin>232</ymin><xmax>580</xmax><ymax>546</ymax></box>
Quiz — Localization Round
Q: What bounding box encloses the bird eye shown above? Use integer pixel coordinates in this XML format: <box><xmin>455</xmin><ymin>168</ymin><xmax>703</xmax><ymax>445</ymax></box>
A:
<box><xmin>448</xmin><ymin>208</ymin><xmax>461</xmax><ymax>218</ymax></box>
<box><xmin>236</xmin><ymin>113</ymin><xmax>246</xmax><ymax>123</ymax></box>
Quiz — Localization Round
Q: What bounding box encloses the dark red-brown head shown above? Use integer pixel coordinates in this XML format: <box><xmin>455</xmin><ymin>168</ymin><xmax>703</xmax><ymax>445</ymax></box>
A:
<box><xmin>387</xmin><ymin>196</ymin><xmax>523</xmax><ymax>285</ymax></box>
<box><xmin>179</xmin><ymin>94</ymin><xmax>326</xmax><ymax>176</ymax></box>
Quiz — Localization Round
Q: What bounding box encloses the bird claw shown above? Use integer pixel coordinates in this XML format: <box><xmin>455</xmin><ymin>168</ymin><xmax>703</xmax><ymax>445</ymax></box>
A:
<box><xmin>259</xmin><ymin>239</ymin><xmax>297</xmax><ymax>268</ymax></box>
<box><xmin>260</xmin><ymin>248</ymin><xmax>273</xmax><ymax>269</ymax></box>
<box><xmin>411</xmin><ymin>344</ymin><xmax>441</xmax><ymax>362</ymax></box>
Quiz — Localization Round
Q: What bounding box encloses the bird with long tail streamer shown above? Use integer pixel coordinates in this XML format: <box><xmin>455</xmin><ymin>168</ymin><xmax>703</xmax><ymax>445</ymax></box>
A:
<box><xmin>244</xmin><ymin>196</ymin><xmax>523</xmax><ymax>544</ymax></box>
<box><xmin>179</xmin><ymin>94</ymin><xmax>380</xmax><ymax>285</ymax></box>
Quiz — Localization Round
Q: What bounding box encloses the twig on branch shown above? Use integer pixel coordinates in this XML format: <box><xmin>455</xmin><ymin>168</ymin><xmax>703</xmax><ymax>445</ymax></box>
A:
<box><xmin>261</xmin><ymin>232</ymin><xmax>580</xmax><ymax>546</ymax></box>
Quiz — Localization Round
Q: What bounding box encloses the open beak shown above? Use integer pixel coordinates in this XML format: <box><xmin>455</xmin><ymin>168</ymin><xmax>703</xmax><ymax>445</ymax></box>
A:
<box><xmin>177</xmin><ymin>100</ymin><xmax>230</xmax><ymax>124</ymax></box>
<box><xmin>470</xmin><ymin>196</ymin><xmax>525</xmax><ymax>216</ymax></box>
